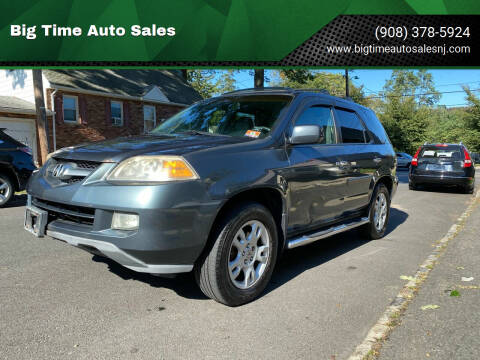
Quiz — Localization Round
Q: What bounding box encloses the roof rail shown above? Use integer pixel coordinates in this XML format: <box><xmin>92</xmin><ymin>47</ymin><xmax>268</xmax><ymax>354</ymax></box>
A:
<box><xmin>294</xmin><ymin>88</ymin><xmax>330</xmax><ymax>95</ymax></box>
<box><xmin>222</xmin><ymin>87</ymin><xmax>292</xmax><ymax>95</ymax></box>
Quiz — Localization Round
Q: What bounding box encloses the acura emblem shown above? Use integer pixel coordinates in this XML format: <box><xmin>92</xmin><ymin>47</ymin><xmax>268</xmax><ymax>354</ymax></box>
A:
<box><xmin>51</xmin><ymin>163</ymin><xmax>73</xmax><ymax>180</ymax></box>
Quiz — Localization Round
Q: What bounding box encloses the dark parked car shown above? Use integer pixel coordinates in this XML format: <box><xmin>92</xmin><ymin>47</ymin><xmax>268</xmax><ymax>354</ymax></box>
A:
<box><xmin>409</xmin><ymin>143</ymin><xmax>475</xmax><ymax>193</ymax></box>
<box><xmin>396</xmin><ymin>152</ymin><xmax>412</xmax><ymax>168</ymax></box>
<box><xmin>24</xmin><ymin>88</ymin><xmax>397</xmax><ymax>306</ymax></box>
<box><xmin>0</xmin><ymin>128</ymin><xmax>36</xmax><ymax>207</ymax></box>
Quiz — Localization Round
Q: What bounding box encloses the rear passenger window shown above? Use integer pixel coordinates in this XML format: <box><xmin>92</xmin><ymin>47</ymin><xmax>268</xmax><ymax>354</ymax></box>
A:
<box><xmin>335</xmin><ymin>108</ymin><xmax>367</xmax><ymax>143</ymax></box>
<box><xmin>361</xmin><ymin>109</ymin><xmax>389</xmax><ymax>144</ymax></box>
<box><xmin>295</xmin><ymin>106</ymin><xmax>336</xmax><ymax>144</ymax></box>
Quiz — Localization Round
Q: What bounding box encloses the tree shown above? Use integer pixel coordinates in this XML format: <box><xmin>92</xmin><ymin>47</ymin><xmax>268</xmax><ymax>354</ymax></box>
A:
<box><xmin>254</xmin><ymin>69</ymin><xmax>264</xmax><ymax>88</ymax></box>
<box><xmin>461</xmin><ymin>87</ymin><xmax>480</xmax><ymax>152</ymax></box>
<box><xmin>32</xmin><ymin>70</ymin><xmax>50</xmax><ymax>165</ymax></box>
<box><xmin>280</xmin><ymin>70</ymin><xmax>314</xmax><ymax>84</ymax></box>
<box><xmin>185</xmin><ymin>70</ymin><xmax>238</xmax><ymax>99</ymax></box>
<box><xmin>274</xmin><ymin>70</ymin><xmax>368</xmax><ymax>105</ymax></box>
<box><xmin>378</xmin><ymin>70</ymin><xmax>440</xmax><ymax>153</ymax></box>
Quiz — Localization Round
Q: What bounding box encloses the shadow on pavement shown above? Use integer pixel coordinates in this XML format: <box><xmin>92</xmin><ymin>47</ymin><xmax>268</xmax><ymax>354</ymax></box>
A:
<box><xmin>413</xmin><ymin>184</ymin><xmax>472</xmax><ymax>195</ymax></box>
<box><xmin>385</xmin><ymin>207</ymin><xmax>409</xmax><ymax>236</ymax></box>
<box><xmin>263</xmin><ymin>207</ymin><xmax>408</xmax><ymax>298</ymax></box>
<box><xmin>94</xmin><ymin>208</ymin><xmax>409</xmax><ymax>303</ymax></box>
<box><xmin>92</xmin><ymin>255</ymin><xmax>208</xmax><ymax>300</ymax></box>
<box><xmin>3</xmin><ymin>194</ymin><xmax>27</xmax><ymax>208</ymax></box>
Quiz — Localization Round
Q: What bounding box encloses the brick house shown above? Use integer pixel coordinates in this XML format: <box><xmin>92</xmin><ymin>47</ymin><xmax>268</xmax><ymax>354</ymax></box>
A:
<box><xmin>0</xmin><ymin>69</ymin><xmax>202</xmax><ymax>163</ymax></box>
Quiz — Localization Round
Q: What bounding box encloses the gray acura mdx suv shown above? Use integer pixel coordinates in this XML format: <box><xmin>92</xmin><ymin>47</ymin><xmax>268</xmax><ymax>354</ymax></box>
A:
<box><xmin>25</xmin><ymin>88</ymin><xmax>397</xmax><ymax>306</ymax></box>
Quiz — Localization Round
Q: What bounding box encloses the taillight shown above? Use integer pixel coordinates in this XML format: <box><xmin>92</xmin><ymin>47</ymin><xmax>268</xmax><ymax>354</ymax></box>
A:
<box><xmin>463</xmin><ymin>148</ymin><xmax>472</xmax><ymax>168</ymax></box>
<box><xmin>411</xmin><ymin>147</ymin><xmax>421</xmax><ymax>167</ymax></box>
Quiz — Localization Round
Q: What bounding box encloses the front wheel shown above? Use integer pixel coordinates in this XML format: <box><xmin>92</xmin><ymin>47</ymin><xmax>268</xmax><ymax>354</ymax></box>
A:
<box><xmin>0</xmin><ymin>174</ymin><xmax>14</xmax><ymax>207</ymax></box>
<box><xmin>362</xmin><ymin>183</ymin><xmax>391</xmax><ymax>240</ymax></box>
<box><xmin>194</xmin><ymin>202</ymin><xmax>278</xmax><ymax>306</ymax></box>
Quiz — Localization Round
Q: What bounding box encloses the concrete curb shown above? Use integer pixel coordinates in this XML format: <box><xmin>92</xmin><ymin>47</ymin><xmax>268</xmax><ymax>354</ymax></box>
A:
<box><xmin>348</xmin><ymin>190</ymin><xmax>480</xmax><ymax>360</ymax></box>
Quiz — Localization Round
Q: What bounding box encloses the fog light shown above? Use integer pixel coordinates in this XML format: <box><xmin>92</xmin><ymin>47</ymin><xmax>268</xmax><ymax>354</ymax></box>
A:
<box><xmin>111</xmin><ymin>212</ymin><xmax>139</xmax><ymax>230</ymax></box>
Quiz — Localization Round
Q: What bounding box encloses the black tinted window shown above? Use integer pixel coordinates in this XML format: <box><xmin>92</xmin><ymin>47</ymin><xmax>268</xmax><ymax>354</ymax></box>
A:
<box><xmin>361</xmin><ymin>109</ymin><xmax>389</xmax><ymax>144</ymax></box>
<box><xmin>295</xmin><ymin>106</ymin><xmax>336</xmax><ymax>144</ymax></box>
<box><xmin>335</xmin><ymin>108</ymin><xmax>366</xmax><ymax>143</ymax></box>
<box><xmin>420</xmin><ymin>146</ymin><xmax>462</xmax><ymax>160</ymax></box>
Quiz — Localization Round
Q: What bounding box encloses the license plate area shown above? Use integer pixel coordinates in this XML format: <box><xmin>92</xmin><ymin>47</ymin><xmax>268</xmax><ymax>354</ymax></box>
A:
<box><xmin>426</xmin><ymin>164</ymin><xmax>452</xmax><ymax>171</ymax></box>
<box><xmin>24</xmin><ymin>205</ymin><xmax>48</xmax><ymax>237</ymax></box>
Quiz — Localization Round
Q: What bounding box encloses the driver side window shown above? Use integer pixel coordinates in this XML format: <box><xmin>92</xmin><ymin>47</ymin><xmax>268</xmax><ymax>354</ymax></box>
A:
<box><xmin>295</xmin><ymin>106</ymin><xmax>336</xmax><ymax>144</ymax></box>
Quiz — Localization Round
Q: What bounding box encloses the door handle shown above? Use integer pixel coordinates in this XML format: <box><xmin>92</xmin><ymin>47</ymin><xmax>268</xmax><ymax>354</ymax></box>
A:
<box><xmin>373</xmin><ymin>157</ymin><xmax>382</xmax><ymax>163</ymax></box>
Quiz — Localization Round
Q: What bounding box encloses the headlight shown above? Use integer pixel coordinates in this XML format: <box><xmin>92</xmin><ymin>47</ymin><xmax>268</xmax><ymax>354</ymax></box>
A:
<box><xmin>106</xmin><ymin>156</ymin><xmax>199</xmax><ymax>183</ymax></box>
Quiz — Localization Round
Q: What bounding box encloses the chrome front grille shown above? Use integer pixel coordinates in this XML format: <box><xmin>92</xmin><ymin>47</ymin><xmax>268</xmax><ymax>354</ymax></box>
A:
<box><xmin>46</xmin><ymin>158</ymin><xmax>101</xmax><ymax>184</ymax></box>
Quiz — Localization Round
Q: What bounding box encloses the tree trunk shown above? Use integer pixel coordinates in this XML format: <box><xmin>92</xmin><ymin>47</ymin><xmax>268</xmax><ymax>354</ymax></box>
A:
<box><xmin>32</xmin><ymin>70</ymin><xmax>50</xmax><ymax>165</ymax></box>
<box><xmin>254</xmin><ymin>69</ymin><xmax>264</xmax><ymax>88</ymax></box>
<box><xmin>345</xmin><ymin>69</ymin><xmax>350</xmax><ymax>98</ymax></box>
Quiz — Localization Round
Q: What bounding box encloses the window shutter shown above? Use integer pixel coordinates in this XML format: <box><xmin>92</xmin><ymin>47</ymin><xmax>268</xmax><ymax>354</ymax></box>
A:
<box><xmin>105</xmin><ymin>99</ymin><xmax>111</xmax><ymax>125</ymax></box>
<box><xmin>55</xmin><ymin>95</ymin><xmax>64</xmax><ymax>123</ymax></box>
<box><xmin>79</xmin><ymin>95</ymin><xmax>88</xmax><ymax>125</ymax></box>
<box><xmin>123</xmin><ymin>102</ymin><xmax>129</xmax><ymax>126</ymax></box>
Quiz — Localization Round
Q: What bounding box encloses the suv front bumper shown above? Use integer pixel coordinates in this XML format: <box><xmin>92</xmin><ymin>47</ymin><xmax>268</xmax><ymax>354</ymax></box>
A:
<box><xmin>46</xmin><ymin>230</ymin><xmax>193</xmax><ymax>274</ymax></box>
<box><xmin>25</xmin><ymin>172</ymin><xmax>221</xmax><ymax>274</ymax></box>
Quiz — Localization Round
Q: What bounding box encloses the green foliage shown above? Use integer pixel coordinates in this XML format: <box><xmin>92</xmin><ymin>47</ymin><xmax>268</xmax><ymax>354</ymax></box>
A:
<box><xmin>274</xmin><ymin>70</ymin><xmax>368</xmax><ymax>106</ymax></box>
<box><xmin>378</xmin><ymin>70</ymin><xmax>440</xmax><ymax>153</ymax></box>
<box><xmin>186</xmin><ymin>70</ymin><xmax>237</xmax><ymax>99</ymax></box>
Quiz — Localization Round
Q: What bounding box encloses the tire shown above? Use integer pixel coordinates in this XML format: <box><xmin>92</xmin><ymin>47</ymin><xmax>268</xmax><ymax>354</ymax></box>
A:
<box><xmin>0</xmin><ymin>174</ymin><xmax>14</xmax><ymax>207</ymax></box>
<box><xmin>194</xmin><ymin>202</ymin><xmax>278</xmax><ymax>306</ymax></box>
<box><xmin>464</xmin><ymin>185</ymin><xmax>474</xmax><ymax>194</ymax></box>
<box><xmin>362</xmin><ymin>183</ymin><xmax>391</xmax><ymax>240</ymax></box>
<box><xmin>408</xmin><ymin>182</ymin><xmax>417</xmax><ymax>191</ymax></box>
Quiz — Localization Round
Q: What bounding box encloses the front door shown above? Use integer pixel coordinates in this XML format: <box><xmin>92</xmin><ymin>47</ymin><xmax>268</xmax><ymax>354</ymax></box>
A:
<box><xmin>284</xmin><ymin>102</ymin><xmax>348</xmax><ymax>236</ymax></box>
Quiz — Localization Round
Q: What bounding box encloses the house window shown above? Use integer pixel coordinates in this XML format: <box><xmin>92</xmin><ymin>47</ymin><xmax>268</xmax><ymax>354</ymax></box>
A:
<box><xmin>143</xmin><ymin>105</ymin><xmax>156</xmax><ymax>133</ymax></box>
<box><xmin>111</xmin><ymin>101</ymin><xmax>123</xmax><ymax>126</ymax></box>
<box><xmin>63</xmin><ymin>95</ymin><xmax>78</xmax><ymax>123</ymax></box>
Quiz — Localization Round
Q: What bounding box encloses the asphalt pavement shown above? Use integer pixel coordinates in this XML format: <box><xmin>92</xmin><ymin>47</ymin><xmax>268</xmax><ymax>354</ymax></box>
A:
<box><xmin>0</xmin><ymin>170</ymin><xmax>477</xmax><ymax>360</ymax></box>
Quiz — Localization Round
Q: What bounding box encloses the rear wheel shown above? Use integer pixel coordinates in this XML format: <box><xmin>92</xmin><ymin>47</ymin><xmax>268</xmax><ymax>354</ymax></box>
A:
<box><xmin>0</xmin><ymin>174</ymin><xmax>13</xmax><ymax>207</ymax></box>
<box><xmin>408</xmin><ymin>182</ymin><xmax>417</xmax><ymax>191</ymax></box>
<box><xmin>362</xmin><ymin>183</ymin><xmax>390</xmax><ymax>240</ymax></box>
<box><xmin>194</xmin><ymin>202</ymin><xmax>278</xmax><ymax>306</ymax></box>
<box><xmin>463</xmin><ymin>185</ymin><xmax>474</xmax><ymax>194</ymax></box>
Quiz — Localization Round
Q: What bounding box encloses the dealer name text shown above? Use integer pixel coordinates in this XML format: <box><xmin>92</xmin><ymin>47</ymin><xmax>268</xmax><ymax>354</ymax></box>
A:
<box><xmin>10</xmin><ymin>24</ymin><xmax>176</xmax><ymax>40</ymax></box>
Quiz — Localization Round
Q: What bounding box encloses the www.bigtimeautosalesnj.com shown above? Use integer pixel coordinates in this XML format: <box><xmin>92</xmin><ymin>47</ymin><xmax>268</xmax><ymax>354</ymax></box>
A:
<box><xmin>10</xmin><ymin>24</ymin><xmax>176</xmax><ymax>39</ymax></box>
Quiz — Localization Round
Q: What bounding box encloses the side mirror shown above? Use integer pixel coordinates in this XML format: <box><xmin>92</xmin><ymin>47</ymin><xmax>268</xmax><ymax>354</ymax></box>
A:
<box><xmin>289</xmin><ymin>125</ymin><xmax>323</xmax><ymax>145</ymax></box>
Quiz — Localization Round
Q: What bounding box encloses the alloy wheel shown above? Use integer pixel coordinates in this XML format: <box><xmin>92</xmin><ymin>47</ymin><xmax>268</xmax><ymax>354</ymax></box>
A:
<box><xmin>228</xmin><ymin>220</ymin><xmax>270</xmax><ymax>290</ymax></box>
<box><xmin>373</xmin><ymin>192</ymin><xmax>387</xmax><ymax>231</ymax></box>
<box><xmin>0</xmin><ymin>178</ymin><xmax>11</xmax><ymax>206</ymax></box>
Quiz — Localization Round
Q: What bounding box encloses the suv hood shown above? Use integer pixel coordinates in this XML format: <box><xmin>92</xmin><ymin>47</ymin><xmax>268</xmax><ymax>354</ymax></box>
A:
<box><xmin>52</xmin><ymin>134</ymin><xmax>252</xmax><ymax>163</ymax></box>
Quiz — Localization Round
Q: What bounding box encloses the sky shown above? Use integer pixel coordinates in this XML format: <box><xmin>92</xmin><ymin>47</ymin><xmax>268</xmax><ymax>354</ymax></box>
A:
<box><xmin>232</xmin><ymin>69</ymin><xmax>480</xmax><ymax>107</ymax></box>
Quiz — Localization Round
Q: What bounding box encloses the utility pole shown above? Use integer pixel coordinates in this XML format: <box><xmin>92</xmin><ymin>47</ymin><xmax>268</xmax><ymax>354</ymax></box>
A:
<box><xmin>32</xmin><ymin>70</ymin><xmax>50</xmax><ymax>165</ymax></box>
<box><xmin>254</xmin><ymin>69</ymin><xmax>264</xmax><ymax>88</ymax></box>
<box><xmin>345</xmin><ymin>69</ymin><xmax>349</xmax><ymax>98</ymax></box>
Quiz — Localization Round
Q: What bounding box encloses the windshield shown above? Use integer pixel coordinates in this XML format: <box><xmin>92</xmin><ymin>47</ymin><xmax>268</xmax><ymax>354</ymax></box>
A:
<box><xmin>151</xmin><ymin>95</ymin><xmax>292</xmax><ymax>138</ymax></box>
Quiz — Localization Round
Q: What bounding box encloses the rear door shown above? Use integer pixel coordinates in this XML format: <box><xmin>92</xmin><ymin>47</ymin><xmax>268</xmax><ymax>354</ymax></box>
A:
<box><xmin>284</xmin><ymin>99</ymin><xmax>348</xmax><ymax>235</ymax></box>
<box><xmin>416</xmin><ymin>145</ymin><xmax>465</xmax><ymax>176</ymax></box>
<box><xmin>333</xmin><ymin>106</ymin><xmax>378</xmax><ymax>213</ymax></box>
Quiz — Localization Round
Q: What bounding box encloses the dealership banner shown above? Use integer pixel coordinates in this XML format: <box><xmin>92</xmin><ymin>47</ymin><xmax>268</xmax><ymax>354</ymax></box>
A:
<box><xmin>1</xmin><ymin>0</ymin><xmax>479</xmax><ymax>66</ymax></box>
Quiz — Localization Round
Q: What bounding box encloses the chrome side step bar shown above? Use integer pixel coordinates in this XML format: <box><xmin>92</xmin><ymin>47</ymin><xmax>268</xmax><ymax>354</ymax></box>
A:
<box><xmin>287</xmin><ymin>217</ymin><xmax>370</xmax><ymax>249</ymax></box>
